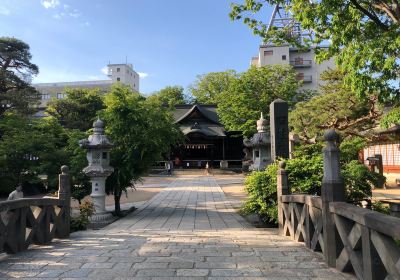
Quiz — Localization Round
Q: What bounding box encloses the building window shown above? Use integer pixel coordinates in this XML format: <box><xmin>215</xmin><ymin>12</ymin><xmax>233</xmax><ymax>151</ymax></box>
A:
<box><xmin>102</xmin><ymin>152</ymin><xmax>108</xmax><ymax>159</ymax></box>
<box><xmin>255</xmin><ymin>150</ymin><xmax>260</xmax><ymax>158</ymax></box>
<box><xmin>295</xmin><ymin>57</ymin><xmax>304</xmax><ymax>65</ymax></box>
<box><xmin>117</xmin><ymin>68</ymin><xmax>120</xmax><ymax>72</ymax></box>
<box><xmin>117</xmin><ymin>77</ymin><xmax>120</xmax><ymax>81</ymax></box>
<box><xmin>41</xmin><ymin>94</ymin><xmax>50</xmax><ymax>100</ymax></box>
<box><xmin>264</xmin><ymin>50</ymin><xmax>273</xmax><ymax>56</ymax></box>
<box><xmin>56</xmin><ymin>93</ymin><xmax>66</xmax><ymax>99</ymax></box>
<box><xmin>282</xmin><ymin>55</ymin><xmax>287</xmax><ymax>60</ymax></box>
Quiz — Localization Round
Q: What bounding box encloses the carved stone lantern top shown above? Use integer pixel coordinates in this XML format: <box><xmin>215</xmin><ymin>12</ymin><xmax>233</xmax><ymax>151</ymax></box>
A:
<box><xmin>79</xmin><ymin>118</ymin><xmax>114</xmax><ymax>177</ymax></box>
<box><xmin>79</xmin><ymin>118</ymin><xmax>114</xmax><ymax>150</ymax></box>
<box><xmin>244</xmin><ymin>113</ymin><xmax>271</xmax><ymax>148</ymax></box>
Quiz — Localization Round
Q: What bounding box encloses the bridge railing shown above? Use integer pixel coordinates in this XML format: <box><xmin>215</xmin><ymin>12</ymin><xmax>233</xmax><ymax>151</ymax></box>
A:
<box><xmin>277</xmin><ymin>130</ymin><xmax>400</xmax><ymax>280</ymax></box>
<box><xmin>0</xmin><ymin>166</ymin><xmax>71</xmax><ymax>254</ymax></box>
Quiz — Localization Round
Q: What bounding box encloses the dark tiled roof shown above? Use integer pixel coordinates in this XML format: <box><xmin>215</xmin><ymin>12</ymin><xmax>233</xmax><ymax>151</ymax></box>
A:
<box><xmin>173</xmin><ymin>104</ymin><xmax>220</xmax><ymax>124</ymax></box>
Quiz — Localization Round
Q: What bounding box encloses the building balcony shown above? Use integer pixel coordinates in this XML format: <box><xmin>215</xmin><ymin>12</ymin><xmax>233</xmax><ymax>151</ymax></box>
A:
<box><xmin>290</xmin><ymin>59</ymin><xmax>312</xmax><ymax>68</ymax></box>
<box><xmin>296</xmin><ymin>74</ymin><xmax>312</xmax><ymax>83</ymax></box>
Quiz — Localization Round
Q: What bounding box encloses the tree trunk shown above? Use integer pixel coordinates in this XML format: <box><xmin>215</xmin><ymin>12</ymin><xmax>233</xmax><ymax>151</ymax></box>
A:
<box><xmin>114</xmin><ymin>189</ymin><xmax>122</xmax><ymax>216</ymax></box>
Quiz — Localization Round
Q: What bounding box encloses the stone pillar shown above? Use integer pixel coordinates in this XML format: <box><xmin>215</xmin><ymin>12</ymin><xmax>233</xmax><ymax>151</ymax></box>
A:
<box><xmin>277</xmin><ymin>161</ymin><xmax>289</xmax><ymax>235</ymax></box>
<box><xmin>90</xmin><ymin>176</ymin><xmax>107</xmax><ymax>213</ymax></box>
<box><xmin>270</xmin><ymin>99</ymin><xmax>289</xmax><ymax>161</ymax></box>
<box><xmin>321</xmin><ymin>130</ymin><xmax>345</xmax><ymax>268</ymax></box>
<box><xmin>58</xmin><ymin>165</ymin><xmax>71</xmax><ymax>238</ymax></box>
<box><xmin>389</xmin><ymin>202</ymin><xmax>400</xmax><ymax>218</ymax></box>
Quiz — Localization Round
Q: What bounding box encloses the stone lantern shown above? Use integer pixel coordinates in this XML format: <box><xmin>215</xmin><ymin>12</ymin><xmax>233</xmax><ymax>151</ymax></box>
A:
<box><xmin>243</xmin><ymin>113</ymin><xmax>272</xmax><ymax>171</ymax></box>
<box><xmin>79</xmin><ymin>118</ymin><xmax>114</xmax><ymax>213</ymax></box>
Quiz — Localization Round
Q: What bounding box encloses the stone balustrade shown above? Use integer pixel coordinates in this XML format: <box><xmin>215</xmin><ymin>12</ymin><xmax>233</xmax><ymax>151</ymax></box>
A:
<box><xmin>277</xmin><ymin>130</ymin><xmax>400</xmax><ymax>280</ymax></box>
<box><xmin>0</xmin><ymin>166</ymin><xmax>71</xmax><ymax>254</ymax></box>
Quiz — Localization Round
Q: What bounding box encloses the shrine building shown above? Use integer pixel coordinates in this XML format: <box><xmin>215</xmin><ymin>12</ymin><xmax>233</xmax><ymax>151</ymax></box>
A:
<box><xmin>171</xmin><ymin>104</ymin><xmax>243</xmax><ymax>169</ymax></box>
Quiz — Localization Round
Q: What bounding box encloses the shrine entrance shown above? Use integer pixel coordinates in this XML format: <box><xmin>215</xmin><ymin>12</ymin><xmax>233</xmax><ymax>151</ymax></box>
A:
<box><xmin>171</xmin><ymin>104</ymin><xmax>243</xmax><ymax>169</ymax></box>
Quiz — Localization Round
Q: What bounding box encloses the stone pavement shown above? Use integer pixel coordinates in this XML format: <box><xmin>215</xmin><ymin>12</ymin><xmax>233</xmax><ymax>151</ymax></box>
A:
<box><xmin>0</xmin><ymin>176</ymin><xmax>355</xmax><ymax>279</ymax></box>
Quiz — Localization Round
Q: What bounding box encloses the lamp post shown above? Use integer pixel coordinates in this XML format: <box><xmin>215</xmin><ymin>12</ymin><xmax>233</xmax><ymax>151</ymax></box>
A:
<box><xmin>79</xmin><ymin>118</ymin><xmax>114</xmax><ymax>214</ymax></box>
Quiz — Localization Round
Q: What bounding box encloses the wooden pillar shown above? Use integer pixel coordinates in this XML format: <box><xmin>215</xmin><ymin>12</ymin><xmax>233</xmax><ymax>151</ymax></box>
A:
<box><xmin>222</xmin><ymin>138</ymin><xmax>226</xmax><ymax>160</ymax></box>
<box><xmin>321</xmin><ymin>130</ymin><xmax>345</xmax><ymax>268</ymax></box>
<box><xmin>57</xmin><ymin>165</ymin><xmax>71</xmax><ymax>238</ymax></box>
<box><xmin>277</xmin><ymin>161</ymin><xmax>289</xmax><ymax>235</ymax></box>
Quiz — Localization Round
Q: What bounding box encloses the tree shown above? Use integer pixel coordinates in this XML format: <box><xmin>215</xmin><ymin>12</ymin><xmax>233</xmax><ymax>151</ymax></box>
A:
<box><xmin>147</xmin><ymin>86</ymin><xmax>187</xmax><ymax>107</ymax></box>
<box><xmin>289</xmin><ymin>70</ymin><xmax>382</xmax><ymax>141</ymax></box>
<box><xmin>0</xmin><ymin>37</ymin><xmax>39</xmax><ymax>116</ymax></box>
<box><xmin>230</xmin><ymin>1</ymin><xmax>400</xmax><ymax>102</ymax></box>
<box><xmin>46</xmin><ymin>88</ymin><xmax>105</xmax><ymax>131</ymax></box>
<box><xmin>102</xmin><ymin>85</ymin><xmax>183</xmax><ymax>215</ymax></box>
<box><xmin>189</xmin><ymin>70</ymin><xmax>238</xmax><ymax>104</ymax></box>
<box><xmin>217</xmin><ymin>65</ymin><xmax>302</xmax><ymax>137</ymax></box>
<box><xmin>380</xmin><ymin>107</ymin><xmax>400</xmax><ymax>129</ymax></box>
<box><xmin>0</xmin><ymin>114</ymin><xmax>70</xmax><ymax>195</ymax></box>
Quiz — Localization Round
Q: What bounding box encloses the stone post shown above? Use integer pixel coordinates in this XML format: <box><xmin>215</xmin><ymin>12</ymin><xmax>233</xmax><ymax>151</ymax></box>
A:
<box><xmin>389</xmin><ymin>202</ymin><xmax>400</xmax><ymax>218</ymax></box>
<box><xmin>277</xmin><ymin>161</ymin><xmax>289</xmax><ymax>235</ymax></box>
<box><xmin>58</xmin><ymin>165</ymin><xmax>71</xmax><ymax>238</ymax></box>
<box><xmin>321</xmin><ymin>130</ymin><xmax>345</xmax><ymax>267</ymax></box>
<box><xmin>270</xmin><ymin>99</ymin><xmax>289</xmax><ymax>161</ymax></box>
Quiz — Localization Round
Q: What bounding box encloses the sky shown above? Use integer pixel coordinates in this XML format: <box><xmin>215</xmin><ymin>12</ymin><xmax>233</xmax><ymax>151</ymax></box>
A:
<box><xmin>0</xmin><ymin>0</ymin><xmax>273</xmax><ymax>95</ymax></box>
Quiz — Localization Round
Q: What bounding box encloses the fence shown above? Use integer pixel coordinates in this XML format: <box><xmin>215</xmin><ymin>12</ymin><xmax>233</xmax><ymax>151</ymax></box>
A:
<box><xmin>277</xmin><ymin>130</ymin><xmax>400</xmax><ymax>280</ymax></box>
<box><xmin>0</xmin><ymin>166</ymin><xmax>71</xmax><ymax>254</ymax></box>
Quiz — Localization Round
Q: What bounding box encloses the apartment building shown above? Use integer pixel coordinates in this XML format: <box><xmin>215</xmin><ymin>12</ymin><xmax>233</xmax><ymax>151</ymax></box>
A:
<box><xmin>251</xmin><ymin>45</ymin><xmax>335</xmax><ymax>92</ymax></box>
<box><xmin>34</xmin><ymin>63</ymin><xmax>139</xmax><ymax>115</ymax></box>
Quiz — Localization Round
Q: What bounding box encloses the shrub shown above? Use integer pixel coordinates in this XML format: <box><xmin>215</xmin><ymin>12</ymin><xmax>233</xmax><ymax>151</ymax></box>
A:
<box><xmin>70</xmin><ymin>199</ymin><xmax>95</xmax><ymax>231</ymax></box>
<box><xmin>241</xmin><ymin>141</ymin><xmax>384</xmax><ymax>224</ymax></box>
<box><xmin>241</xmin><ymin>163</ymin><xmax>278</xmax><ymax>223</ymax></box>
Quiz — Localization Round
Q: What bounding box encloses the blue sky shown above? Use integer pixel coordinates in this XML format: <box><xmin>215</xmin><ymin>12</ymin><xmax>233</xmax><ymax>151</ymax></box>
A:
<box><xmin>0</xmin><ymin>0</ymin><xmax>273</xmax><ymax>95</ymax></box>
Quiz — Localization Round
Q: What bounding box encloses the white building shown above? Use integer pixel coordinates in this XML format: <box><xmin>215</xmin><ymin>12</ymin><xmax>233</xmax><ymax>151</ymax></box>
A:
<box><xmin>251</xmin><ymin>45</ymin><xmax>335</xmax><ymax>92</ymax></box>
<box><xmin>34</xmin><ymin>63</ymin><xmax>139</xmax><ymax>112</ymax></box>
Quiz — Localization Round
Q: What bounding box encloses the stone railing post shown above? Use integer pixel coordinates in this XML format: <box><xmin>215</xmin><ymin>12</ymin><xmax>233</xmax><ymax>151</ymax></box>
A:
<box><xmin>322</xmin><ymin>130</ymin><xmax>345</xmax><ymax>267</ymax></box>
<box><xmin>277</xmin><ymin>161</ymin><xmax>289</xmax><ymax>235</ymax></box>
<box><xmin>58</xmin><ymin>165</ymin><xmax>71</xmax><ymax>238</ymax></box>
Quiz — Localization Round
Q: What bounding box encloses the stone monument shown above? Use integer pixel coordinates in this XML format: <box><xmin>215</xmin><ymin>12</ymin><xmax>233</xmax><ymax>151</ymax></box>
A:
<box><xmin>79</xmin><ymin>119</ymin><xmax>115</xmax><ymax>226</ymax></box>
<box><xmin>243</xmin><ymin>113</ymin><xmax>272</xmax><ymax>171</ymax></box>
<box><xmin>270</xmin><ymin>99</ymin><xmax>289</xmax><ymax>161</ymax></box>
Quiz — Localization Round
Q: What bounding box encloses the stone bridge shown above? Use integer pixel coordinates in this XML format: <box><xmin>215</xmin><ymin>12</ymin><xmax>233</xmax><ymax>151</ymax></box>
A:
<box><xmin>0</xmin><ymin>176</ymin><xmax>352</xmax><ymax>279</ymax></box>
<box><xmin>1</xmin><ymin>130</ymin><xmax>399</xmax><ymax>279</ymax></box>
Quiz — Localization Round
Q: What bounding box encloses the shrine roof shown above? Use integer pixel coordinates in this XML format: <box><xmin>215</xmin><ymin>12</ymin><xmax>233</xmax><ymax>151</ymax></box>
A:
<box><xmin>173</xmin><ymin>104</ymin><xmax>220</xmax><ymax>125</ymax></box>
<box><xmin>180</xmin><ymin>125</ymin><xmax>226</xmax><ymax>137</ymax></box>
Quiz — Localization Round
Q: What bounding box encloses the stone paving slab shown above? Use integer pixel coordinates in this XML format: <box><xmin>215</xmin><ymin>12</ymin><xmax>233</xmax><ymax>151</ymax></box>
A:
<box><xmin>0</xmin><ymin>176</ymin><xmax>355</xmax><ymax>279</ymax></box>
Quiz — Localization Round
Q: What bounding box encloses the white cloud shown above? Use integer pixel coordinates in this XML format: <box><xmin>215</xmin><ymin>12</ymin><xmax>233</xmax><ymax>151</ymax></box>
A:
<box><xmin>0</xmin><ymin>7</ymin><xmax>10</xmax><ymax>15</ymax></box>
<box><xmin>41</xmin><ymin>0</ymin><xmax>60</xmax><ymax>9</ymax></box>
<box><xmin>138</xmin><ymin>72</ymin><xmax>149</xmax><ymax>78</ymax></box>
<box><xmin>101</xmin><ymin>66</ymin><xmax>108</xmax><ymax>75</ymax></box>
<box><xmin>69</xmin><ymin>9</ymin><xmax>81</xmax><ymax>18</ymax></box>
<box><xmin>53</xmin><ymin>13</ymin><xmax>62</xmax><ymax>19</ymax></box>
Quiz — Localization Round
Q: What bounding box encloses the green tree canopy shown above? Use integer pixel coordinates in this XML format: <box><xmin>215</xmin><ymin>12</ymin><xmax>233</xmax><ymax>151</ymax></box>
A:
<box><xmin>102</xmin><ymin>85</ymin><xmax>183</xmax><ymax>214</ymax></box>
<box><xmin>0</xmin><ymin>114</ymin><xmax>70</xmax><ymax>194</ymax></box>
<box><xmin>46</xmin><ymin>88</ymin><xmax>105</xmax><ymax>131</ymax></box>
<box><xmin>189</xmin><ymin>70</ymin><xmax>238</xmax><ymax>104</ymax></box>
<box><xmin>147</xmin><ymin>85</ymin><xmax>187</xmax><ymax>107</ymax></box>
<box><xmin>217</xmin><ymin>65</ymin><xmax>302</xmax><ymax>137</ymax></box>
<box><xmin>289</xmin><ymin>70</ymin><xmax>382</xmax><ymax>141</ymax></box>
<box><xmin>230</xmin><ymin>1</ymin><xmax>400</xmax><ymax>102</ymax></box>
<box><xmin>0</xmin><ymin>37</ymin><xmax>39</xmax><ymax>116</ymax></box>
<box><xmin>380</xmin><ymin>107</ymin><xmax>400</xmax><ymax>129</ymax></box>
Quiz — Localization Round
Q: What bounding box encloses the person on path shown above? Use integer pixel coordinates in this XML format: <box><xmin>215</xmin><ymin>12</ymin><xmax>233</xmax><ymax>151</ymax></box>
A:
<box><xmin>167</xmin><ymin>162</ymin><xmax>171</xmax><ymax>176</ymax></box>
<box><xmin>205</xmin><ymin>162</ymin><xmax>210</xmax><ymax>175</ymax></box>
<box><xmin>8</xmin><ymin>184</ymin><xmax>24</xmax><ymax>200</ymax></box>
